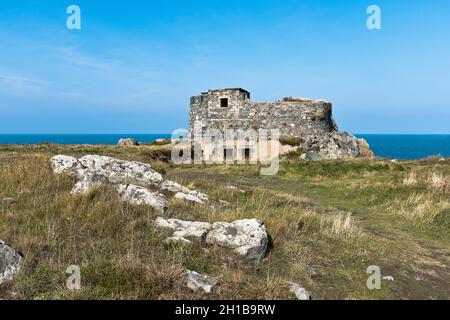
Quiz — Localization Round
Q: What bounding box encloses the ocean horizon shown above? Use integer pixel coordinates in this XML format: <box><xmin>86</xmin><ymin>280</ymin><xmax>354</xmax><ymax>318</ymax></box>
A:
<box><xmin>0</xmin><ymin>133</ymin><xmax>449</xmax><ymax>161</ymax></box>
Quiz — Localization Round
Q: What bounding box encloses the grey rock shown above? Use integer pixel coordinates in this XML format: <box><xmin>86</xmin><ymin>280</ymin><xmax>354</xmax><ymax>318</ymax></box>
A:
<box><xmin>159</xmin><ymin>180</ymin><xmax>192</xmax><ymax>194</ymax></box>
<box><xmin>51</xmin><ymin>155</ymin><xmax>84</xmax><ymax>176</ymax></box>
<box><xmin>79</xmin><ymin>155</ymin><xmax>163</xmax><ymax>185</ymax></box>
<box><xmin>160</xmin><ymin>180</ymin><xmax>208</xmax><ymax>204</ymax></box>
<box><xmin>153</xmin><ymin>217</ymin><xmax>269</xmax><ymax>262</ymax></box>
<box><xmin>71</xmin><ymin>172</ymin><xmax>110</xmax><ymax>194</ymax></box>
<box><xmin>51</xmin><ymin>155</ymin><xmax>164</xmax><ymax>187</ymax></box>
<box><xmin>289</xmin><ymin>283</ymin><xmax>311</xmax><ymax>300</ymax></box>
<box><xmin>0</xmin><ymin>240</ymin><xmax>23</xmax><ymax>284</ymax></box>
<box><xmin>51</xmin><ymin>155</ymin><xmax>209</xmax><ymax>212</ymax></box>
<box><xmin>154</xmin><ymin>217</ymin><xmax>210</xmax><ymax>242</ymax></box>
<box><xmin>118</xmin><ymin>184</ymin><xmax>168</xmax><ymax>214</ymax></box>
<box><xmin>117</xmin><ymin>138</ymin><xmax>139</xmax><ymax>146</ymax></box>
<box><xmin>164</xmin><ymin>236</ymin><xmax>192</xmax><ymax>244</ymax></box>
<box><xmin>306</xmin><ymin>151</ymin><xmax>320</xmax><ymax>161</ymax></box>
<box><xmin>174</xmin><ymin>192</ymin><xmax>205</xmax><ymax>204</ymax></box>
<box><xmin>206</xmin><ymin>219</ymin><xmax>268</xmax><ymax>262</ymax></box>
<box><xmin>299</xmin><ymin>132</ymin><xmax>374</xmax><ymax>161</ymax></box>
<box><xmin>185</xmin><ymin>269</ymin><xmax>218</xmax><ymax>293</ymax></box>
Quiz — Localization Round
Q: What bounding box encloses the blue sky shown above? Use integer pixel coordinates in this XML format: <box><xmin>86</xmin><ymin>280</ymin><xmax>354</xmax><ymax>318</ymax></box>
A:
<box><xmin>0</xmin><ymin>0</ymin><xmax>449</xmax><ymax>134</ymax></box>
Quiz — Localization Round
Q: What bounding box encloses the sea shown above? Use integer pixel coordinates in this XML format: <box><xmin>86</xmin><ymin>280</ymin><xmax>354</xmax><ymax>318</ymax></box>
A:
<box><xmin>0</xmin><ymin>134</ymin><xmax>449</xmax><ymax>161</ymax></box>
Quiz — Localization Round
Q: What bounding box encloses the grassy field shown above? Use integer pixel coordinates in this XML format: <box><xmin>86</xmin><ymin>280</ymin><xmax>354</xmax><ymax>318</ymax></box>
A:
<box><xmin>0</xmin><ymin>144</ymin><xmax>449</xmax><ymax>300</ymax></box>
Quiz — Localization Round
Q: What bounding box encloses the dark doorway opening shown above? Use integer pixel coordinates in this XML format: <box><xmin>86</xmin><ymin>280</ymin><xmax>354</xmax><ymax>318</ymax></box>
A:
<box><xmin>244</xmin><ymin>148</ymin><xmax>251</xmax><ymax>161</ymax></box>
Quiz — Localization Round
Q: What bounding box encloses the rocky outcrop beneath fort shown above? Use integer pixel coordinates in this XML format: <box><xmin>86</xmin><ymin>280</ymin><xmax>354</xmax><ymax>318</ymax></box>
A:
<box><xmin>298</xmin><ymin>132</ymin><xmax>375</xmax><ymax>161</ymax></box>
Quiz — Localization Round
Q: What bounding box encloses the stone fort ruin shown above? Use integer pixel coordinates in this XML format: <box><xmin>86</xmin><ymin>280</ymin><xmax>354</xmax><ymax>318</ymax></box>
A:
<box><xmin>189</xmin><ymin>88</ymin><xmax>374</xmax><ymax>161</ymax></box>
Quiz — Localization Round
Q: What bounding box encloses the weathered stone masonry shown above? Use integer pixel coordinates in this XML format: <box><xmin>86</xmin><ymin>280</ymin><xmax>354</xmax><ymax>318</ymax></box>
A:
<box><xmin>189</xmin><ymin>88</ymin><xmax>375</xmax><ymax>161</ymax></box>
<box><xmin>189</xmin><ymin>88</ymin><xmax>338</xmax><ymax>138</ymax></box>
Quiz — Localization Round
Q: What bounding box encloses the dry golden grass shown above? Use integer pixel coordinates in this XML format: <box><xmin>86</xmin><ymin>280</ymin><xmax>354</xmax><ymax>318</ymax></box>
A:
<box><xmin>388</xmin><ymin>193</ymin><xmax>450</xmax><ymax>226</ymax></box>
<box><xmin>427</xmin><ymin>172</ymin><xmax>449</xmax><ymax>195</ymax></box>
<box><xmin>403</xmin><ymin>172</ymin><xmax>418</xmax><ymax>186</ymax></box>
<box><xmin>320</xmin><ymin>213</ymin><xmax>362</xmax><ymax>240</ymax></box>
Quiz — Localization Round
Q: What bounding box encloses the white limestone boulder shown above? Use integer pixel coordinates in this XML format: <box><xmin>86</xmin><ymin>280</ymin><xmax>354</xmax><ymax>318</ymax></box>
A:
<box><xmin>71</xmin><ymin>172</ymin><xmax>110</xmax><ymax>194</ymax></box>
<box><xmin>185</xmin><ymin>269</ymin><xmax>218</xmax><ymax>293</ymax></box>
<box><xmin>289</xmin><ymin>283</ymin><xmax>311</xmax><ymax>300</ymax></box>
<box><xmin>154</xmin><ymin>217</ymin><xmax>210</xmax><ymax>242</ymax></box>
<box><xmin>79</xmin><ymin>155</ymin><xmax>163</xmax><ymax>185</ymax></box>
<box><xmin>160</xmin><ymin>180</ymin><xmax>208</xmax><ymax>203</ymax></box>
<box><xmin>206</xmin><ymin>219</ymin><xmax>268</xmax><ymax>262</ymax></box>
<box><xmin>50</xmin><ymin>155</ymin><xmax>210</xmax><ymax>212</ymax></box>
<box><xmin>0</xmin><ymin>240</ymin><xmax>23</xmax><ymax>284</ymax></box>
<box><xmin>174</xmin><ymin>192</ymin><xmax>205</xmax><ymax>204</ymax></box>
<box><xmin>164</xmin><ymin>236</ymin><xmax>192</xmax><ymax>244</ymax></box>
<box><xmin>154</xmin><ymin>217</ymin><xmax>269</xmax><ymax>262</ymax></box>
<box><xmin>118</xmin><ymin>184</ymin><xmax>168</xmax><ymax>214</ymax></box>
<box><xmin>51</xmin><ymin>155</ymin><xmax>83</xmax><ymax>176</ymax></box>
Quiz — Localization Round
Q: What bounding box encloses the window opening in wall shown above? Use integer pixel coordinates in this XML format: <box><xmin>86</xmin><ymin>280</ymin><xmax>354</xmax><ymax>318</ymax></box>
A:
<box><xmin>220</xmin><ymin>98</ymin><xmax>229</xmax><ymax>108</ymax></box>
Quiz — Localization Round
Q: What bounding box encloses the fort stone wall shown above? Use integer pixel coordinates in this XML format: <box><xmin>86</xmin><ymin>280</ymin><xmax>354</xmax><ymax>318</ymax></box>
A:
<box><xmin>189</xmin><ymin>88</ymin><xmax>338</xmax><ymax>138</ymax></box>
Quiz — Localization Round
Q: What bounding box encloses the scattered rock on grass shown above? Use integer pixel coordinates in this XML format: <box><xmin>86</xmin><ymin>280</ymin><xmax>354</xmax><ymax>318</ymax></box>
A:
<box><xmin>71</xmin><ymin>172</ymin><xmax>110</xmax><ymax>194</ymax></box>
<box><xmin>117</xmin><ymin>138</ymin><xmax>139</xmax><ymax>147</ymax></box>
<box><xmin>154</xmin><ymin>217</ymin><xmax>268</xmax><ymax>262</ymax></box>
<box><xmin>206</xmin><ymin>219</ymin><xmax>268</xmax><ymax>262</ymax></box>
<box><xmin>154</xmin><ymin>217</ymin><xmax>210</xmax><ymax>242</ymax></box>
<box><xmin>185</xmin><ymin>269</ymin><xmax>218</xmax><ymax>293</ymax></box>
<box><xmin>289</xmin><ymin>283</ymin><xmax>311</xmax><ymax>300</ymax></box>
<box><xmin>174</xmin><ymin>192</ymin><xmax>205</xmax><ymax>204</ymax></box>
<box><xmin>118</xmin><ymin>184</ymin><xmax>168</xmax><ymax>214</ymax></box>
<box><xmin>0</xmin><ymin>240</ymin><xmax>23</xmax><ymax>284</ymax></box>
<box><xmin>51</xmin><ymin>155</ymin><xmax>209</xmax><ymax>211</ymax></box>
<box><xmin>160</xmin><ymin>180</ymin><xmax>208</xmax><ymax>203</ymax></box>
<box><xmin>78</xmin><ymin>155</ymin><xmax>163</xmax><ymax>185</ymax></box>
<box><xmin>51</xmin><ymin>155</ymin><xmax>83</xmax><ymax>176</ymax></box>
<box><xmin>164</xmin><ymin>236</ymin><xmax>192</xmax><ymax>244</ymax></box>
